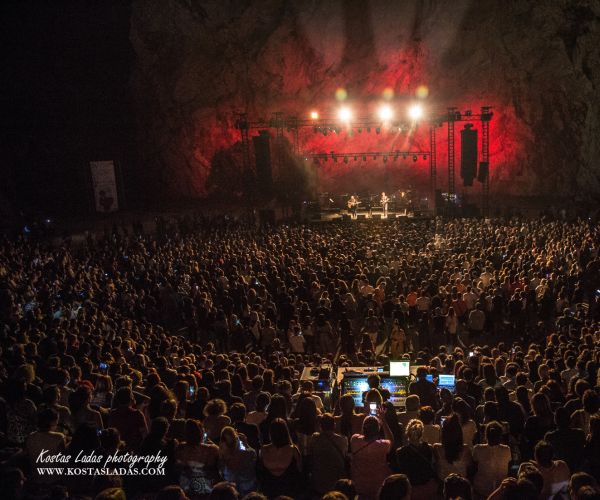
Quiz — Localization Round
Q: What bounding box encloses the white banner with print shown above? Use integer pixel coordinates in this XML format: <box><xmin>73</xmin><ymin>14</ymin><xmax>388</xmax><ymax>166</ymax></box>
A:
<box><xmin>90</xmin><ymin>160</ymin><xmax>119</xmax><ymax>212</ymax></box>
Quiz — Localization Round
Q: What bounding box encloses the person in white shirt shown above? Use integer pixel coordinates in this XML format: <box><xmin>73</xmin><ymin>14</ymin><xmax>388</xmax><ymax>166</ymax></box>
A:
<box><xmin>288</xmin><ymin>325</ymin><xmax>306</xmax><ymax>353</ymax></box>
<box><xmin>463</xmin><ymin>286</ymin><xmax>478</xmax><ymax>311</ymax></box>
<box><xmin>480</xmin><ymin>267</ymin><xmax>494</xmax><ymax>289</ymax></box>
<box><xmin>292</xmin><ymin>380</ymin><xmax>324</xmax><ymax>413</ymax></box>
<box><xmin>246</xmin><ymin>392</ymin><xmax>269</xmax><ymax>426</ymax></box>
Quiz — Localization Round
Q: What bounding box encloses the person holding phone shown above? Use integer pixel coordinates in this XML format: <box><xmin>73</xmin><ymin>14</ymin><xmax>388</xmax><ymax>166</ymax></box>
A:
<box><xmin>218</xmin><ymin>426</ymin><xmax>257</xmax><ymax>496</ymax></box>
<box><xmin>350</xmin><ymin>395</ymin><xmax>394</xmax><ymax>500</ymax></box>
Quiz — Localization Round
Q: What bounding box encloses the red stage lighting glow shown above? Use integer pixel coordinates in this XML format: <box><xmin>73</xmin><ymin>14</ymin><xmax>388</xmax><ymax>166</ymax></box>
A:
<box><xmin>310</xmin><ymin>110</ymin><xmax>319</xmax><ymax>120</ymax></box>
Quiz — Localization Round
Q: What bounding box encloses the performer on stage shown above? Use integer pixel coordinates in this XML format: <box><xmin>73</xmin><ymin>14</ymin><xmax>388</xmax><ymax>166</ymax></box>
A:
<box><xmin>381</xmin><ymin>192</ymin><xmax>390</xmax><ymax>218</ymax></box>
<box><xmin>348</xmin><ymin>195</ymin><xmax>359</xmax><ymax>218</ymax></box>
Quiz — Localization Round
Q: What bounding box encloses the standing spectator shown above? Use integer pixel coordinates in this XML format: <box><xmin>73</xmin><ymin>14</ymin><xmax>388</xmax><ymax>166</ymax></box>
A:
<box><xmin>107</xmin><ymin>387</ymin><xmax>148</xmax><ymax>450</ymax></box>
<box><xmin>472</xmin><ymin>421</ymin><xmax>512</xmax><ymax>498</ymax></box>
<box><xmin>350</xmin><ymin>415</ymin><xmax>393</xmax><ymax>500</ymax></box>
<box><xmin>394</xmin><ymin>419</ymin><xmax>437</xmax><ymax>499</ymax></box>
<box><xmin>308</xmin><ymin>413</ymin><xmax>349</xmax><ymax>496</ymax></box>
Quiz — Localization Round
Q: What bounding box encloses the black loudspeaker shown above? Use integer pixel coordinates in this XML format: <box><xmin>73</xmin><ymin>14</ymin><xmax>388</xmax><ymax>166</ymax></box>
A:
<box><xmin>460</xmin><ymin>124</ymin><xmax>478</xmax><ymax>186</ymax></box>
<box><xmin>253</xmin><ymin>131</ymin><xmax>272</xmax><ymax>193</ymax></box>
<box><xmin>478</xmin><ymin>161</ymin><xmax>489</xmax><ymax>183</ymax></box>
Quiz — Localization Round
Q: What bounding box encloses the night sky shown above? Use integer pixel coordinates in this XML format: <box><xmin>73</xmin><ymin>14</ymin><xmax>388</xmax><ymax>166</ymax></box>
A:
<box><xmin>0</xmin><ymin>1</ymin><xmax>133</xmax><ymax>214</ymax></box>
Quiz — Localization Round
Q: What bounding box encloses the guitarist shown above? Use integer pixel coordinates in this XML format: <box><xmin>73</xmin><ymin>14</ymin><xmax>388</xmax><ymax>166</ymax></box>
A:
<box><xmin>380</xmin><ymin>192</ymin><xmax>390</xmax><ymax>218</ymax></box>
<box><xmin>347</xmin><ymin>195</ymin><xmax>360</xmax><ymax>218</ymax></box>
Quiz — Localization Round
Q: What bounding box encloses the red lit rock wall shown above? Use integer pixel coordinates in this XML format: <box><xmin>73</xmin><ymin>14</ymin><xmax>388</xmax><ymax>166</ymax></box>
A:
<box><xmin>130</xmin><ymin>0</ymin><xmax>600</xmax><ymax>200</ymax></box>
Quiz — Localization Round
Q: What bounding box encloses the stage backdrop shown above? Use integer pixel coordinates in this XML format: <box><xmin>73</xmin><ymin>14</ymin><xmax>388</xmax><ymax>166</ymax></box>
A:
<box><xmin>90</xmin><ymin>160</ymin><xmax>119</xmax><ymax>213</ymax></box>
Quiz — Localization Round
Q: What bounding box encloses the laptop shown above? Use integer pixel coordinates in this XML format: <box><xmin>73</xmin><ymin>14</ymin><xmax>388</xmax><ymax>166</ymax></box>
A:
<box><xmin>438</xmin><ymin>374</ymin><xmax>456</xmax><ymax>392</ymax></box>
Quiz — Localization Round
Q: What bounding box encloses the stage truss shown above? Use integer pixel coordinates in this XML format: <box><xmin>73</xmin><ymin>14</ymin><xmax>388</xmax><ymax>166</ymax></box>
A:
<box><xmin>236</xmin><ymin>106</ymin><xmax>493</xmax><ymax>216</ymax></box>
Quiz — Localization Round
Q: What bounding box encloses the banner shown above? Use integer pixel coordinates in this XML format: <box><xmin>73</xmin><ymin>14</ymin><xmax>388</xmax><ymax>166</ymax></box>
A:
<box><xmin>90</xmin><ymin>160</ymin><xmax>119</xmax><ymax>212</ymax></box>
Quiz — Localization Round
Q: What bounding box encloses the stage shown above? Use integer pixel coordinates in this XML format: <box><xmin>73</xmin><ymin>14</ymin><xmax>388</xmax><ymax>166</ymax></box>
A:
<box><xmin>308</xmin><ymin>207</ymin><xmax>434</xmax><ymax>222</ymax></box>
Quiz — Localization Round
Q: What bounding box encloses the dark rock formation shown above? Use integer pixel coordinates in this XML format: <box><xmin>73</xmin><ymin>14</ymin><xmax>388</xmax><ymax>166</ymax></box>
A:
<box><xmin>131</xmin><ymin>0</ymin><xmax>600</xmax><ymax>200</ymax></box>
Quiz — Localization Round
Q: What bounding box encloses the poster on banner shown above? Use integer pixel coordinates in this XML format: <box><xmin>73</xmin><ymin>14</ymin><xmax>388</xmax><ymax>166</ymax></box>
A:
<box><xmin>90</xmin><ymin>160</ymin><xmax>119</xmax><ymax>212</ymax></box>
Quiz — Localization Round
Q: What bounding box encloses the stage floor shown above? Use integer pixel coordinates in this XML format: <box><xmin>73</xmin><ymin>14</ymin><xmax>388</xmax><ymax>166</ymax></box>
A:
<box><xmin>310</xmin><ymin>208</ymin><xmax>433</xmax><ymax>222</ymax></box>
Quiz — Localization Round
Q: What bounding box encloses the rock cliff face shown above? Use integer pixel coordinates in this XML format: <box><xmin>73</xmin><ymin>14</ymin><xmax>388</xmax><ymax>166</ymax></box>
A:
<box><xmin>130</xmin><ymin>0</ymin><xmax>600</xmax><ymax>200</ymax></box>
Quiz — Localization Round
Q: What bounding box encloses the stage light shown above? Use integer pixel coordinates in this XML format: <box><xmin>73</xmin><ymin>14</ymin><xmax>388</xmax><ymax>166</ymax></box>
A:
<box><xmin>372</xmin><ymin>154</ymin><xmax>377</xmax><ymax>160</ymax></box>
<box><xmin>383</xmin><ymin>156</ymin><xmax>388</xmax><ymax>162</ymax></box>
<box><xmin>344</xmin><ymin>156</ymin><xmax>349</xmax><ymax>164</ymax></box>
<box><xmin>423</xmin><ymin>155</ymin><xmax>427</xmax><ymax>160</ymax></box>
<box><xmin>416</xmin><ymin>85</ymin><xmax>429</xmax><ymax>99</ymax></box>
<box><xmin>412</xmin><ymin>155</ymin><xmax>418</xmax><ymax>162</ymax></box>
<box><xmin>378</xmin><ymin>104</ymin><xmax>393</xmax><ymax>122</ymax></box>
<box><xmin>323</xmin><ymin>129</ymin><xmax>328</xmax><ymax>136</ymax></box>
<box><xmin>403</xmin><ymin>154</ymin><xmax>408</xmax><ymax>159</ymax></box>
<box><xmin>335</xmin><ymin>87</ymin><xmax>348</xmax><ymax>101</ymax></box>
<box><xmin>313</xmin><ymin>126</ymin><xmax>319</xmax><ymax>133</ymax></box>
<box><xmin>310</xmin><ymin>110</ymin><xmax>319</xmax><ymax>120</ymax></box>
<box><xmin>366</xmin><ymin>127</ymin><xmax>371</xmax><ymax>133</ymax></box>
<box><xmin>362</xmin><ymin>155</ymin><xmax>367</xmax><ymax>161</ymax></box>
<box><xmin>376</xmin><ymin>127</ymin><xmax>381</xmax><ymax>134</ymax></box>
<box><xmin>354</xmin><ymin>156</ymin><xmax>358</xmax><ymax>161</ymax></box>
<box><xmin>408</xmin><ymin>103</ymin><xmax>424</xmax><ymax>121</ymax></box>
<box><xmin>357</xmin><ymin>128</ymin><xmax>362</xmax><ymax>133</ymax></box>
<box><xmin>338</xmin><ymin>107</ymin><xmax>352</xmax><ymax>122</ymax></box>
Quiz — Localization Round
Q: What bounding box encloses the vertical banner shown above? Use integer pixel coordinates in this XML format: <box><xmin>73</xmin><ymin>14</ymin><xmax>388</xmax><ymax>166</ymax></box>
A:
<box><xmin>90</xmin><ymin>160</ymin><xmax>119</xmax><ymax>212</ymax></box>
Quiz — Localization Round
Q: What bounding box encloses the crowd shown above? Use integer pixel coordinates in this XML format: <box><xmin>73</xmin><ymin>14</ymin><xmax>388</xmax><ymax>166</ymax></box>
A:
<box><xmin>0</xmin><ymin>213</ymin><xmax>599</xmax><ymax>500</ymax></box>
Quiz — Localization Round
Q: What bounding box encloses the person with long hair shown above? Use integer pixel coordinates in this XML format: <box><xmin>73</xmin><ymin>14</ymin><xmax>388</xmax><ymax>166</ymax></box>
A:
<box><xmin>472</xmin><ymin>421</ymin><xmax>511</xmax><ymax>498</ymax></box>
<box><xmin>290</xmin><ymin>395</ymin><xmax>319</xmax><ymax>458</ymax></box>
<box><xmin>515</xmin><ymin>385</ymin><xmax>533</xmax><ymax>417</ymax></box>
<box><xmin>259</xmin><ymin>393</ymin><xmax>287</xmax><ymax>444</ymax></box>
<box><xmin>69</xmin><ymin>385</ymin><xmax>103</xmax><ymax>430</ymax></box>
<box><xmin>571</xmin><ymin>389</ymin><xmax>600</xmax><ymax>436</ymax></box>
<box><xmin>335</xmin><ymin>394</ymin><xmax>365</xmax><ymax>441</ymax></box>
<box><xmin>218</xmin><ymin>426</ymin><xmax>257</xmax><ymax>496</ymax></box>
<box><xmin>452</xmin><ymin>398</ymin><xmax>477</xmax><ymax>448</ymax></box>
<box><xmin>350</xmin><ymin>414</ymin><xmax>393</xmax><ymax>500</ymax></box>
<box><xmin>91</xmin><ymin>374</ymin><xmax>113</xmax><ymax>409</ymax></box>
<box><xmin>258</xmin><ymin>418</ymin><xmax>303</xmax><ymax>499</ymax></box>
<box><xmin>389</xmin><ymin>320</ymin><xmax>406</xmax><ymax>357</ymax></box>
<box><xmin>432</xmin><ymin>413</ymin><xmax>473</xmax><ymax>482</ymax></box>
<box><xmin>176</xmin><ymin>419</ymin><xmax>220</xmax><ymax>498</ymax></box>
<box><xmin>524</xmin><ymin>392</ymin><xmax>555</xmax><ymax>460</ymax></box>
<box><xmin>445</xmin><ymin>306</ymin><xmax>459</xmax><ymax>347</ymax></box>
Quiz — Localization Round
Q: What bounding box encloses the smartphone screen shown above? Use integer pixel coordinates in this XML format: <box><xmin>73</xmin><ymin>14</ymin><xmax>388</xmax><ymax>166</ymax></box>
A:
<box><xmin>369</xmin><ymin>403</ymin><xmax>377</xmax><ymax>415</ymax></box>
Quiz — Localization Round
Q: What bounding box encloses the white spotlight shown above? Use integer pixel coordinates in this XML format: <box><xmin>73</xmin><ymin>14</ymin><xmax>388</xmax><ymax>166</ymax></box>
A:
<box><xmin>338</xmin><ymin>107</ymin><xmax>352</xmax><ymax>122</ymax></box>
<box><xmin>378</xmin><ymin>104</ymin><xmax>393</xmax><ymax>122</ymax></box>
<box><xmin>408</xmin><ymin>103</ymin><xmax>424</xmax><ymax>121</ymax></box>
<box><xmin>310</xmin><ymin>110</ymin><xmax>319</xmax><ymax>120</ymax></box>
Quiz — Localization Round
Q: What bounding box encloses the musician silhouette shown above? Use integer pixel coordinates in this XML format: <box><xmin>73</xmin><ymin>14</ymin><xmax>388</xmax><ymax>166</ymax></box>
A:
<box><xmin>381</xmin><ymin>192</ymin><xmax>390</xmax><ymax>218</ymax></box>
<box><xmin>348</xmin><ymin>195</ymin><xmax>359</xmax><ymax>218</ymax></box>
